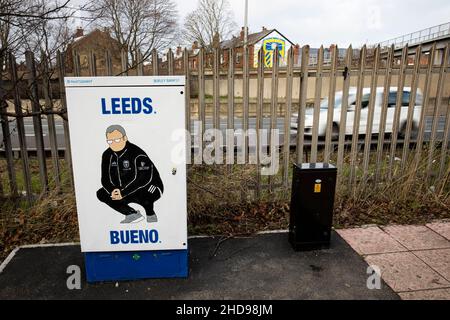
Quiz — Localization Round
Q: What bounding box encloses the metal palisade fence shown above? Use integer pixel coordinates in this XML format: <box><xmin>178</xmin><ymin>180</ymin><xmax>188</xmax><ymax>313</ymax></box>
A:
<box><xmin>0</xmin><ymin>42</ymin><xmax>449</xmax><ymax>204</ymax></box>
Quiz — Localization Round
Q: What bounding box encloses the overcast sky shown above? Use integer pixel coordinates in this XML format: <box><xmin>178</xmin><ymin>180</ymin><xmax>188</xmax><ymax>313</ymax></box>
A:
<box><xmin>203</xmin><ymin>0</ymin><xmax>450</xmax><ymax>47</ymax></box>
<box><xmin>76</xmin><ymin>0</ymin><xmax>450</xmax><ymax>48</ymax></box>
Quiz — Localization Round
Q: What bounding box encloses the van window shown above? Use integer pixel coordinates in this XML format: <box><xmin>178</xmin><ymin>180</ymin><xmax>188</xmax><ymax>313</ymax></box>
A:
<box><xmin>402</xmin><ymin>92</ymin><xmax>411</xmax><ymax>106</ymax></box>
<box><xmin>361</xmin><ymin>94</ymin><xmax>370</xmax><ymax>108</ymax></box>
<box><xmin>350</xmin><ymin>93</ymin><xmax>370</xmax><ymax>108</ymax></box>
<box><xmin>388</xmin><ymin>92</ymin><xmax>397</xmax><ymax>107</ymax></box>
<box><xmin>387</xmin><ymin>92</ymin><xmax>408</xmax><ymax>107</ymax></box>
<box><xmin>387</xmin><ymin>91</ymin><xmax>421</xmax><ymax>107</ymax></box>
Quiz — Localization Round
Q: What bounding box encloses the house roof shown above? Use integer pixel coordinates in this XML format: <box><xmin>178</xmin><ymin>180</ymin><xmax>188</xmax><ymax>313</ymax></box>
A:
<box><xmin>70</xmin><ymin>29</ymin><xmax>121</xmax><ymax>49</ymax></box>
<box><xmin>220</xmin><ymin>28</ymin><xmax>294</xmax><ymax>49</ymax></box>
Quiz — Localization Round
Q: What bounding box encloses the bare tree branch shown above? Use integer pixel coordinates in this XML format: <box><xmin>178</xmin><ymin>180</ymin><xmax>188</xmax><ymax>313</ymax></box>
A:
<box><xmin>0</xmin><ymin>0</ymin><xmax>91</xmax><ymax>68</ymax></box>
<box><xmin>90</xmin><ymin>0</ymin><xmax>179</xmax><ymax>66</ymax></box>
<box><xmin>0</xmin><ymin>0</ymin><xmax>70</xmax><ymax>20</ymax></box>
<box><xmin>184</xmin><ymin>0</ymin><xmax>236</xmax><ymax>49</ymax></box>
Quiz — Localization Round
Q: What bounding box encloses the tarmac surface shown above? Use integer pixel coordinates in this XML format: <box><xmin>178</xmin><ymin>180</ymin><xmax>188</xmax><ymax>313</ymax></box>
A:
<box><xmin>0</xmin><ymin>231</ymin><xmax>399</xmax><ymax>300</ymax></box>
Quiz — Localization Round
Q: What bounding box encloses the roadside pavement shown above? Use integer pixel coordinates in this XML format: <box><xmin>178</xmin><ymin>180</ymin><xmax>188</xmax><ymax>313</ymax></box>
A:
<box><xmin>0</xmin><ymin>231</ymin><xmax>398</xmax><ymax>300</ymax></box>
<box><xmin>3</xmin><ymin>220</ymin><xmax>447</xmax><ymax>300</ymax></box>
<box><xmin>337</xmin><ymin>220</ymin><xmax>450</xmax><ymax>300</ymax></box>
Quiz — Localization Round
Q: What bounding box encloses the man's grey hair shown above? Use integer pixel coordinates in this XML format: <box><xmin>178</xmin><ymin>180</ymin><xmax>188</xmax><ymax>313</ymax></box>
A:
<box><xmin>106</xmin><ymin>125</ymin><xmax>126</xmax><ymax>137</ymax></box>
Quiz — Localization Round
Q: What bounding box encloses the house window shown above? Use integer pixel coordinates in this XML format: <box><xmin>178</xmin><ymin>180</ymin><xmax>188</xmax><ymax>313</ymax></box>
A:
<box><xmin>236</xmin><ymin>53</ymin><xmax>242</xmax><ymax>64</ymax></box>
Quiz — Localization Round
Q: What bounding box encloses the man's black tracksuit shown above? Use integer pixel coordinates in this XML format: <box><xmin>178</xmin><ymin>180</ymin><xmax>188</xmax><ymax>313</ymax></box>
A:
<box><xmin>97</xmin><ymin>141</ymin><xmax>164</xmax><ymax>217</ymax></box>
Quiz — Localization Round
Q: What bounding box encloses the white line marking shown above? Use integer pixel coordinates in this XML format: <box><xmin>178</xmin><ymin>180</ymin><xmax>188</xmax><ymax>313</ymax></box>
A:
<box><xmin>0</xmin><ymin>242</ymin><xmax>79</xmax><ymax>274</ymax></box>
<box><xmin>257</xmin><ymin>229</ymin><xmax>289</xmax><ymax>235</ymax></box>
<box><xmin>0</xmin><ymin>247</ymin><xmax>20</xmax><ymax>274</ymax></box>
<box><xmin>17</xmin><ymin>242</ymin><xmax>80</xmax><ymax>249</ymax></box>
<box><xmin>187</xmin><ymin>235</ymin><xmax>211</xmax><ymax>239</ymax></box>
<box><xmin>187</xmin><ymin>230</ymin><xmax>290</xmax><ymax>239</ymax></box>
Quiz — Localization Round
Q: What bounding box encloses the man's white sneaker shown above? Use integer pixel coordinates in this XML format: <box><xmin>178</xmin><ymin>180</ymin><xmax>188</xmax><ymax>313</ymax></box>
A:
<box><xmin>120</xmin><ymin>212</ymin><xmax>144</xmax><ymax>224</ymax></box>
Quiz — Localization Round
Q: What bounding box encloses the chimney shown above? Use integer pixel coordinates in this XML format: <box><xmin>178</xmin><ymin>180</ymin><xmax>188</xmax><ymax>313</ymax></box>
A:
<box><xmin>75</xmin><ymin>27</ymin><xmax>84</xmax><ymax>38</ymax></box>
<box><xmin>192</xmin><ymin>41</ymin><xmax>199</xmax><ymax>50</ymax></box>
<box><xmin>240</xmin><ymin>27</ymin><xmax>245</xmax><ymax>41</ymax></box>
<box><xmin>262</xmin><ymin>26</ymin><xmax>267</xmax><ymax>32</ymax></box>
<box><xmin>176</xmin><ymin>45</ymin><xmax>182</xmax><ymax>56</ymax></box>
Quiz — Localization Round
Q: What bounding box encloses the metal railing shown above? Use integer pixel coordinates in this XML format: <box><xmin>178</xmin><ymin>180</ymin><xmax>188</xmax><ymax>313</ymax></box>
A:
<box><xmin>1</xmin><ymin>42</ymin><xmax>449</xmax><ymax>203</ymax></box>
<box><xmin>377</xmin><ymin>22</ymin><xmax>450</xmax><ymax>49</ymax></box>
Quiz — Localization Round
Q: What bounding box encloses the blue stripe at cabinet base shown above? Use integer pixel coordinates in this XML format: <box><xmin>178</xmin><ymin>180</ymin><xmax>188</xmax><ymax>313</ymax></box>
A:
<box><xmin>84</xmin><ymin>249</ymin><xmax>189</xmax><ymax>283</ymax></box>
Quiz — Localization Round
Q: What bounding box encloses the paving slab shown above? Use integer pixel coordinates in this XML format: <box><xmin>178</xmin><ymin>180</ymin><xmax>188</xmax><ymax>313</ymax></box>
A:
<box><xmin>0</xmin><ymin>232</ymin><xmax>399</xmax><ymax>300</ymax></box>
<box><xmin>399</xmin><ymin>288</ymin><xmax>450</xmax><ymax>300</ymax></box>
<box><xmin>336</xmin><ymin>226</ymin><xmax>407</xmax><ymax>255</ymax></box>
<box><xmin>414</xmin><ymin>249</ymin><xmax>450</xmax><ymax>282</ymax></box>
<box><xmin>382</xmin><ymin>225</ymin><xmax>450</xmax><ymax>251</ymax></box>
<box><xmin>426</xmin><ymin>222</ymin><xmax>450</xmax><ymax>241</ymax></box>
<box><xmin>365</xmin><ymin>252</ymin><xmax>450</xmax><ymax>292</ymax></box>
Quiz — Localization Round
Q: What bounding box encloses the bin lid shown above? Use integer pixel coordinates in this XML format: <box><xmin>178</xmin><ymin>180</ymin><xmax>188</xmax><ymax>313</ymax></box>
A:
<box><xmin>295</xmin><ymin>163</ymin><xmax>337</xmax><ymax>170</ymax></box>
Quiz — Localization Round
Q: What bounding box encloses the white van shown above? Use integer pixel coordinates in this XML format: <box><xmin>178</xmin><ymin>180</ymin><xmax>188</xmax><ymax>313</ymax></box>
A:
<box><xmin>290</xmin><ymin>87</ymin><xmax>423</xmax><ymax>139</ymax></box>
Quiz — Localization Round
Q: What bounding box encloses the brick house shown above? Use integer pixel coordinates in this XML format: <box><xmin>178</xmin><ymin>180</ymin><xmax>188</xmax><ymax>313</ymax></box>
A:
<box><xmin>184</xmin><ymin>27</ymin><xmax>300</xmax><ymax>70</ymax></box>
<box><xmin>65</xmin><ymin>28</ymin><xmax>123</xmax><ymax>76</ymax></box>
<box><xmin>221</xmin><ymin>27</ymin><xmax>299</xmax><ymax>68</ymax></box>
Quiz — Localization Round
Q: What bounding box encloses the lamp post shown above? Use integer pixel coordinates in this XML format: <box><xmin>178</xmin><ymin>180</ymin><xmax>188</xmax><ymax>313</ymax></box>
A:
<box><xmin>244</xmin><ymin>0</ymin><xmax>248</xmax><ymax>49</ymax></box>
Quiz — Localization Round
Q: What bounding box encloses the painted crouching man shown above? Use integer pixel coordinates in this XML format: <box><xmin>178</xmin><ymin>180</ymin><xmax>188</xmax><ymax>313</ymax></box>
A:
<box><xmin>97</xmin><ymin>125</ymin><xmax>164</xmax><ymax>224</ymax></box>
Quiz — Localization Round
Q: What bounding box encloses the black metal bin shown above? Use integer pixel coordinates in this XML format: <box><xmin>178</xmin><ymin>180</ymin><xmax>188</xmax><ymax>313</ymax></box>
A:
<box><xmin>289</xmin><ymin>163</ymin><xmax>337</xmax><ymax>251</ymax></box>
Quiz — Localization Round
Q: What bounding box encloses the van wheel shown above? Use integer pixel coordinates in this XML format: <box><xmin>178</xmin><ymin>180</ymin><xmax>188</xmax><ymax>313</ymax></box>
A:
<box><xmin>398</xmin><ymin>122</ymin><xmax>406</xmax><ymax>139</ymax></box>
<box><xmin>398</xmin><ymin>122</ymin><xmax>418</xmax><ymax>140</ymax></box>
<box><xmin>410</xmin><ymin>124</ymin><xmax>419</xmax><ymax>139</ymax></box>
<box><xmin>331</xmin><ymin>123</ymin><xmax>339</xmax><ymax>141</ymax></box>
